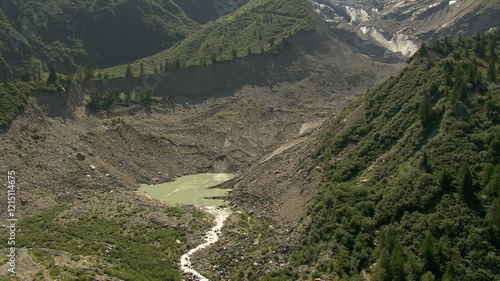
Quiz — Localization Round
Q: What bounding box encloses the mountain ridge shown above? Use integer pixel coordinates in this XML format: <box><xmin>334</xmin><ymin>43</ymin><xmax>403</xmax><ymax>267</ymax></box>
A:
<box><xmin>101</xmin><ymin>0</ymin><xmax>317</xmax><ymax>78</ymax></box>
<box><xmin>311</xmin><ymin>0</ymin><xmax>500</xmax><ymax>57</ymax></box>
<box><xmin>0</xmin><ymin>0</ymin><xmax>212</xmax><ymax>81</ymax></box>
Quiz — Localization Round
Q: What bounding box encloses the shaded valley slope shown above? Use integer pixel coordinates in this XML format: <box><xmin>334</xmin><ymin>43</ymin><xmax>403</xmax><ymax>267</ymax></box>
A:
<box><xmin>229</xmin><ymin>32</ymin><xmax>500</xmax><ymax>281</ymax></box>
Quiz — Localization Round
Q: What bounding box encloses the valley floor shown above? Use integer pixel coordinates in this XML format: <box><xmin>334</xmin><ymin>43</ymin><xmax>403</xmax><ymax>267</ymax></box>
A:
<box><xmin>0</xmin><ymin>74</ymin><xmax>378</xmax><ymax>280</ymax></box>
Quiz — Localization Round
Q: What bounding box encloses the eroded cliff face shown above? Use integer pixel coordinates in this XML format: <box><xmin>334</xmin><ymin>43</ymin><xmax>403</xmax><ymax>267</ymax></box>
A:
<box><xmin>29</xmin><ymin>31</ymin><xmax>315</xmax><ymax>119</ymax></box>
<box><xmin>74</xmin><ymin>29</ymin><xmax>392</xmax><ymax>104</ymax></box>
<box><xmin>85</xmin><ymin>49</ymin><xmax>309</xmax><ymax>104</ymax></box>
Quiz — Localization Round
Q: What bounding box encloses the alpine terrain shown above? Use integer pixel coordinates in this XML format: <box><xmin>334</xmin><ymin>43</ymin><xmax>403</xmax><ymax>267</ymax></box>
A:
<box><xmin>0</xmin><ymin>0</ymin><xmax>498</xmax><ymax>281</ymax></box>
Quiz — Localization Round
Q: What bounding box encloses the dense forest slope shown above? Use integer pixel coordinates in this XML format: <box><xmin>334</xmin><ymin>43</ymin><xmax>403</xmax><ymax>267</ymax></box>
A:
<box><xmin>299</xmin><ymin>32</ymin><xmax>499</xmax><ymax>281</ymax></box>
<box><xmin>0</xmin><ymin>0</ymin><xmax>201</xmax><ymax>81</ymax></box>
<box><xmin>234</xmin><ymin>32</ymin><xmax>499</xmax><ymax>280</ymax></box>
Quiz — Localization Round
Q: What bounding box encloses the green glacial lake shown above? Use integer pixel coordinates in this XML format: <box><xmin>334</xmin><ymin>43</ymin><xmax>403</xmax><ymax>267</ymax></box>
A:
<box><xmin>137</xmin><ymin>173</ymin><xmax>235</xmax><ymax>207</ymax></box>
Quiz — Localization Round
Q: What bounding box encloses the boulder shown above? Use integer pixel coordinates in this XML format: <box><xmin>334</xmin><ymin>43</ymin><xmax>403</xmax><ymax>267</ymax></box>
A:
<box><xmin>76</xmin><ymin>152</ymin><xmax>86</xmax><ymax>161</ymax></box>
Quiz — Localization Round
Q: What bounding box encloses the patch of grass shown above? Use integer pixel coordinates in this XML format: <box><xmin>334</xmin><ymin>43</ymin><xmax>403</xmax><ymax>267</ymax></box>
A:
<box><xmin>14</xmin><ymin>206</ymin><xmax>184</xmax><ymax>281</ymax></box>
<box><xmin>85</xmin><ymin>129</ymin><xmax>97</xmax><ymax>137</ymax></box>
<box><xmin>30</xmin><ymin>127</ymin><xmax>46</xmax><ymax>142</ymax></box>
<box><xmin>103</xmin><ymin>117</ymin><xmax>126</xmax><ymax>130</ymax></box>
<box><xmin>165</xmin><ymin>207</ymin><xmax>186</xmax><ymax>219</ymax></box>
<box><xmin>214</xmin><ymin>111</ymin><xmax>237</xmax><ymax>120</ymax></box>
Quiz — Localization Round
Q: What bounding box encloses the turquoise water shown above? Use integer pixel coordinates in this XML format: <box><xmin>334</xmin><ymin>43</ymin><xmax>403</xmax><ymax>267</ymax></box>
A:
<box><xmin>137</xmin><ymin>173</ymin><xmax>234</xmax><ymax>206</ymax></box>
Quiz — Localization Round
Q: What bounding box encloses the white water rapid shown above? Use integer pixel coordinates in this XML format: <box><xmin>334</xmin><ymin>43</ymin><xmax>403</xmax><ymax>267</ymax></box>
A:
<box><xmin>180</xmin><ymin>206</ymin><xmax>232</xmax><ymax>280</ymax></box>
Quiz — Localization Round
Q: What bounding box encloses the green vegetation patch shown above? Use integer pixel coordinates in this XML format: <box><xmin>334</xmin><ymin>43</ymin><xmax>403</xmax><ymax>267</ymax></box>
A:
<box><xmin>0</xmin><ymin>81</ymin><xmax>31</xmax><ymax>128</ymax></box>
<box><xmin>15</xmin><ymin>206</ymin><xmax>185</xmax><ymax>281</ymax></box>
<box><xmin>0</xmin><ymin>71</ymin><xmax>74</xmax><ymax>130</ymax></box>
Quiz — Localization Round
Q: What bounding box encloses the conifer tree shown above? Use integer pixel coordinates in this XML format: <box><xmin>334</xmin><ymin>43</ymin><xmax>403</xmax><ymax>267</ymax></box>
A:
<box><xmin>443</xmin><ymin>262</ymin><xmax>456</xmax><ymax>281</ymax></box>
<box><xmin>389</xmin><ymin>242</ymin><xmax>406</xmax><ymax>281</ymax></box>
<box><xmin>458</xmin><ymin>163</ymin><xmax>473</xmax><ymax>198</ymax></box>
<box><xmin>443</xmin><ymin>60</ymin><xmax>454</xmax><ymax>86</ymax></box>
<box><xmin>421</xmin><ymin>271</ymin><xmax>435</xmax><ymax>281</ymax></box>
<box><xmin>375</xmin><ymin>225</ymin><xmax>405</xmax><ymax>281</ymax></box>
<box><xmin>432</xmin><ymin>39</ymin><xmax>442</xmax><ymax>54</ymax></box>
<box><xmin>486</xmin><ymin>197</ymin><xmax>500</xmax><ymax>239</ymax></box>
<box><xmin>446</xmin><ymin>36</ymin><xmax>453</xmax><ymax>53</ymax></box>
<box><xmin>473</xmin><ymin>34</ymin><xmax>486</xmax><ymax>57</ymax></box>
<box><xmin>453</xmin><ymin>66</ymin><xmax>468</xmax><ymax>102</ymax></box>
<box><xmin>468</xmin><ymin>60</ymin><xmax>478</xmax><ymax>85</ymax></box>
<box><xmin>456</xmin><ymin>79</ymin><xmax>468</xmax><ymax>102</ymax></box>
<box><xmin>440</xmin><ymin>168</ymin><xmax>454</xmax><ymax>192</ymax></box>
<box><xmin>485</xmin><ymin>167</ymin><xmax>500</xmax><ymax>198</ymax></box>
<box><xmin>47</xmin><ymin>65</ymin><xmax>57</xmax><ymax>85</ymax></box>
<box><xmin>420</xmin><ymin>151</ymin><xmax>431</xmax><ymax>172</ymax></box>
<box><xmin>381</xmin><ymin>225</ymin><xmax>397</xmax><ymax>252</ymax></box>
<box><xmin>84</xmin><ymin>66</ymin><xmax>94</xmax><ymax>80</ymax></box>
<box><xmin>375</xmin><ymin>249</ymin><xmax>390</xmax><ymax>281</ymax></box>
<box><xmin>125</xmin><ymin>64</ymin><xmax>133</xmax><ymax>78</ymax></box>
<box><xmin>464</xmin><ymin>45</ymin><xmax>470</xmax><ymax>58</ymax></box>
<box><xmin>475</xmin><ymin>70</ymin><xmax>486</xmax><ymax>92</ymax></box>
<box><xmin>488</xmin><ymin>60</ymin><xmax>497</xmax><ymax>82</ymax></box>
<box><xmin>429</xmin><ymin>82</ymin><xmax>439</xmax><ymax>96</ymax></box>
<box><xmin>420</xmin><ymin>231</ymin><xmax>435</xmax><ymax>273</ymax></box>
<box><xmin>21</xmin><ymin>70</ymin><xmax>31</xmax><ymax>82</ymax></box>
<box><xmin>418</xmin><ymin>94</ymin><xmax>432</xmax><ymax>127</ymax></box>
<box><xmin>419</xmin><ymin>42</ymin><xmax>428</xmax><ymax>57</ymax></box>
<box><xmin>487</xmin><ymin>35</ymin><xmax>498</xmax><ymax>61</ymax></box>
